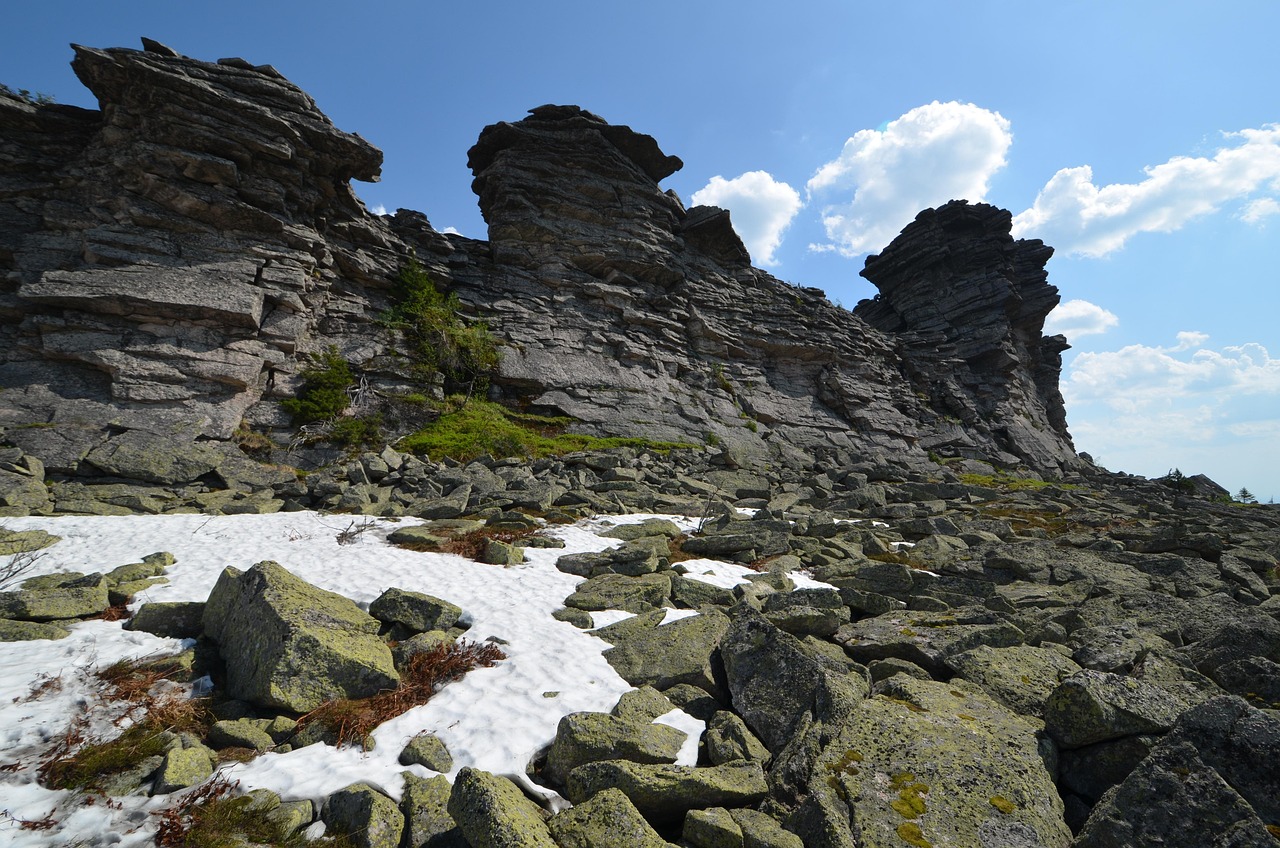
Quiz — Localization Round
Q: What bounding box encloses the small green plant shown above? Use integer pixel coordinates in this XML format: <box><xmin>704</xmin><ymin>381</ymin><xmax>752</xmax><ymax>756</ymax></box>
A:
<box><xmin>0</xmin><ymin>83</ymin><xmax>55</xmax><ymax>105</ymax></box>
<box><xmin>155</xmin><ymin>776</ymin><xmax>354</xmax><ymax>848</ymax></box>
<box><xmin>399</xmin><ymin>396</ymin><xmax>694</xmax><ymax>462</ymax></box>
<box><xmin>281</xmin><ymin>347</ymin><xmax>355</xmax><ymax>425</ymax></box>
<box><xmin>383</xmin><ymin>260</ymin><xmax>501</xmax><ymax>397</ymax></box>
<box><xmin>711</xmin><ymin>363</ymin><xmax>734</xmax><ymax>395</ymax></box>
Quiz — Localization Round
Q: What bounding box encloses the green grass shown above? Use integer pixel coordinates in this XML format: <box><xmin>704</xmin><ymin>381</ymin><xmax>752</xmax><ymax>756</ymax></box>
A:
<box><xmin>959</xmin><ymin>472</ymin><xmax>1078</xmax><ymax>492</ymax></box>
<box><xmin>399</xmin><ymin>397</ymin><xmax>697</xmax><ymax>462</ymax></box>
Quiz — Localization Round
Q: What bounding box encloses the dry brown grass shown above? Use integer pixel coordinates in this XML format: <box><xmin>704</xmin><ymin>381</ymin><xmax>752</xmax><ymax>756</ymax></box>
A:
<box><xmin>667</xmin><ymin>535</ymin><xmax>700</xmax><ymax>565</ymax></box>
<box><xmin>439</xmin><ymin>527</ymin><xmax>537</xmax><ymax>560</ymax></box>
<box><xmin>297</xmin><ymin>640</ymin><xmax>506</xmax><ymax>748</ymax></box>
<box><xmin>90</xmin><ymin>602</ymin><xmax>133</xmax><ymax>623</ymax></box>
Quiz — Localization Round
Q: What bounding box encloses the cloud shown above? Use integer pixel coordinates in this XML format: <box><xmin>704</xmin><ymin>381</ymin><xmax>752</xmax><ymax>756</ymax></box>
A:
<box><xmin>1012</xmin><ymin>124</ymin><xmax>1280</xmax><ymax>256</ymax></box>
<box><xmin>805</xmin><ymin>101</ymin><xmax>1013</xmax><ymax>256</ymax></box>
<box><xmin>442</xmin><ymin>226</ymin><xmax>460</xmax><ymax>235</ymax></box>
<box><xmin>1043</xmin><ymin>299</ymin><xmax>1119</xmax><ymax>340</ymax></box>
<box><xmin>371</xmin><ymin>204</ymin><xmax>388</xmax><ymax>216</ymax></box>
<box><xmin>1240</xmin><ymin>196</ymin><xmax>1280</xmax><ymax>224</ymax></box>
<box><xmin>1064</xmin><ymin>335</ymin><xmax>1280</xmax><ymax>498</ymax></box>
<box><xmin>1065</xmin><ymin>336</ymin><xmax>1280</xmax><ymax>411</ymax></box>
<box><xmin>689</xmin><ymin>171</ymin><xmax>802</xmax><ymax>265</ymax></box>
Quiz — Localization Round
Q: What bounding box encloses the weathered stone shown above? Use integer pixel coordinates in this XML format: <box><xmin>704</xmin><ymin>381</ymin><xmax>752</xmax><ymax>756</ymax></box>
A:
<box><xmin>946</xmin><ymin>644</ymin><xmax>1082</xmax><ymax>718</ymax></box>
<box><xmin>796</xmin><ymin>676</ymin><xmax>1071</xmax><ymax>848</ymax></box>
<box><xmin>602</xmin><ymin>608</ymin><xmax>730</xmax><ymax>694</ymax></box>
<box><xmin>547</xmin><ymin>787</ymin><xmax>672</xmax><ymax>848</ymax></box>
<box><xmin>563</xmin><ymin>572</ymin><xmax>672</xmax><ymax>614</ymax></box>
<box><xmin>324</xmin><ymin>782</ymin><xmax>405</xmax><ymax>848</ymax></box>
<box><xmin>207</xmin><ymin>719</ymin><xmax>275</xmax><ymax>751</ymax></box>
<box><xmin>124</xmin><ymin>601</ymin><xmax>206</xmax><ymax>638</ymax></box>
<box><xmin>565</xmin><ymin>760</ymin><xmax>768</xmax><ymax>825</ymax></box>
<box><xmin>202</xmin><ymin>561</ymin><xmax>398</xmax><ymax>712</ymax></box>
<box><xmin>544</xmin><ymin>712</ymin><xmax>687</xmax><ymax>785</ymax></box>
<box><xmin>1043</xmin><ymin>669</ymin><xmax>1186</xmax><ymax>749</ymax></box>
<box><xmin>0</xmin><ymin>617</ymin><xmax>71</xmax><ymax>641</ymax></box>
<box><xmin>447</xmin><ymin>767</ymin><xmax>557</xmax><ymax>848</ymax></box>
<box><xmin>611</xmin><ymin>686</ymin><xmax>677</xmax><ymax>722</ymax></box>
<box><xmin>401</xmin><ymin>773</ymin><xmax>466</xmax><ymax>848</ymax></box>
<box><xmin>399</xmin><ymin>732</ymin><xmax>453</xmax><ymax>773</ymax></box>
<box><xmin>834</xmin><ymin>606</ymin><xmax>1024</xmax><ymax>677</ymax></box>
<box><xmin>370</xmin><ymin>588</ymin><xmax>462</xmax><ymax>634</ymax></box>
<box><xmin>151</xmin><ymin>745</ymin><xmax>213</xmax><ymax>794</ymax></box>
<box><xmin>704</xmin><ymin>711</ymin><xmax>771</xmax><ymax>765</ymax></box>
<box><xmin>0</xmin><ymin>571</ymin><xmax>109</xmax><ymax>621</ymax></box>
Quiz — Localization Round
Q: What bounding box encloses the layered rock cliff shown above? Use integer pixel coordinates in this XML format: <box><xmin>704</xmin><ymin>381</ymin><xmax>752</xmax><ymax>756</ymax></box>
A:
<box><xmin>1</xmin><ymin>40</ymin><xmax>1082</xmax><ymax>497</ymax></box>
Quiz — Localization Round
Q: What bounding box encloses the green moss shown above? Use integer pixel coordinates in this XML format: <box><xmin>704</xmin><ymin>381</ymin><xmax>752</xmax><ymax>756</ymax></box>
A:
<box><xmin>989</xmin><ymin>795</ymin><xmax>1016</xmax><ymax>815</ymax></box>
<box><xmin>959</xmin><ymin>472</ymin><xmax>1079</xmax><ymax>492</ymax></box>
<box><xmin>400</xmin><ymin>397</ymin><xmax>696</xmax><ymax>462</ymax></box>
<box><xmin>896</xmin><ymin>821</ymin><xmax>932</xmax><ymax>848</ymax></box>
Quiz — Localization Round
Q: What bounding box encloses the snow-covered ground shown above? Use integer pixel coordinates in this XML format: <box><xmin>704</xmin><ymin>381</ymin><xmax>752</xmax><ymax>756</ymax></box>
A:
<box><xmin>0</xmin><ymin>511</ymin><xmax>824</xmax><ymax>846</ymax></box>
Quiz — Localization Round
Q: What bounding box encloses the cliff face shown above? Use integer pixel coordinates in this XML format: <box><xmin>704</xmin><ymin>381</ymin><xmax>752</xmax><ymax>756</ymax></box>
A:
<box><xmin>0</xmin><ymin>41</ymin><xmax>1081</xmax><ymax>489</ymax></box>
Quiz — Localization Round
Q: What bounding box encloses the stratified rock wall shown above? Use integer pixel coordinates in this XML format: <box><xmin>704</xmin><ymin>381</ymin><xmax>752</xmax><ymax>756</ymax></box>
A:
<box><xmin>856</xmin><ymin>202</ymin><xmax>1076</xmax><ymax>470</ymax></box>
<box><xmin>1</xmin><ymin>41</ymin><xmax>1085</xmax><ymax>490</ymax></box>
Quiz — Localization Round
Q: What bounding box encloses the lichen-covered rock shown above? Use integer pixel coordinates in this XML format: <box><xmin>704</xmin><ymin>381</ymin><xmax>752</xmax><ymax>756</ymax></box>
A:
<box><xmin>563</xmin><ymin>572</ymin><xmax>672</xmax><ymax>614</ymax></box>
<box><xmin>795</xmin><ymin>676</ymin><xmax>1071</xmax><ymax>848</ymax></box>
<box><xmin>370</xmin><ymin>587</ymin><xmax>463</xmax><ymax>634</ymax></box>
<box><xmin>0</xmin><ymin>528</ymin><xmax>60</xmax><ymax>556</ymax></box>
<box><xmin>720</xmin><ymin>609</ymin><xmax>868</xmax><ymax>753</ymax></box>
<box><xmin>1043</xmin><ymin>669</ymin><xmax>1186</xmax><ymax>749</ymax></box>
<box><xmin>684</xmin><ymin>807</ymin><xmax>743</xmax><ymax>848</ymax></box>
<box><xmin>1074</xmin><ymin>697</ymin><xmax>1280</xmax><ymax>847</ymax></box>
<box><xmin>480</xmin><ymin>538</ymin><xmax>525</xmax><ymax>566</ymax></box>
<box><xmin>728</xmin><ymin>808</ymin><xmax>804</xmax><ymax>848</ymax></box>
<box><xmin>0</xmin><ymin>571</ymin><xmax>109</xmax><ymax>621</ymax></box>
<box><xmin>399</xmin><ymin>732</ymin><xmax>453</xmax><ymax>773</ymax></box>
<box><xmin>761</xmin><ymin>588</ymin><xmax>850</xmax><ymax>637</ymax></box>
<box><xmin>544</xmin><ymin>712</ymin><xmax>687</xmax><ymax>785</ymax></box>
<box><xmin>124</xmin><ymin>601</ymin><xmax>205</xmax><ymax>638</ymax></box>
<box><xmin>201</xmin><ymin>561</ymin><xmax>398</xmax><ymax>712</ymax></box>
<box><xmin>946</xmin><ymin>644</ymin><xmax>1082</xmax><ymax>718</ymax></box>
<box><xmin>565</xmin><ymin>760</ymin><xmax>768</xmax><ymax>825</ymax></box>
<box><xmin>834</xmin><ymin>606</ymin><xmax>1025</xmax><ymax>677</ymax></box>
<box><xmin>704</xmin><ymin>711</ymin><xmax>771</xmax><ymax>766</ymax></box>
<box><xmin>151</xmin><ymin>745</ymin><xmax>213</xmax><ymax>794</ymax></box>
<box><xmin>548</xmin><ymin>787</ymin><xmax>673</xmax><ymax>848</ymax></box>
<box><xmin>323</xmin><ymin>782</ymin><xmax>405</xmax><ymax>848</ymax></box>
<box><xmin>602</xmin><ymin>608</ymin><xmax>730</xmax><ymax>693</ymax></box>
<box><xmin>446</xmin><ymin>767</ymin><xmax>557</xmax><ymax>848</ymax></box>
<box><xmin>600</xmin><ymin>519</ymin><xmax>683</xmax><ymax>541</ymax></box>
<box><xmin>207</xmin><ymin>719</ymin><xmax>276</xmax><ymax>751</ymax></box>
<box><xmin>401</xmin><ymin>773</ymin><xmax>465</xmax><ymax>848</ymax></box>
<box><xmin>0</xmin><ymin>618</ymin><xmax>71</xmax><ymax>641</ymax></box>
<box><xmin>611</xmin><ymin>686</ymin><xmax>677</xmax><ymax>722</ymax></box>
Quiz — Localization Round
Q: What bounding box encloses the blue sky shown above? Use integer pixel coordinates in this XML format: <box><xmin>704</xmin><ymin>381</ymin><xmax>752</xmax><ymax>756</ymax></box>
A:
<box><xmin>5</xmin><ymin>1</ymin><xmax>1278</xmax><ymax>500</ymax></box>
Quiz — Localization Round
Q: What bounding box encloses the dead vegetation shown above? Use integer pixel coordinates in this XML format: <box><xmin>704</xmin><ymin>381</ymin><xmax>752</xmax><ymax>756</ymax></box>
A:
<box><xmin>297</xmin><ymin>639</ymin><xmax>506</xmax><ymax>748</ymax></box>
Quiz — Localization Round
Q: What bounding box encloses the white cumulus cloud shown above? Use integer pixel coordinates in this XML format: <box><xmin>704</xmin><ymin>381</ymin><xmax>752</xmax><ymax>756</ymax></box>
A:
<box><xmin>805</xmin><ymin>101</ymin><xmax>1013</xmax><ymax>257</ymax></box>
<box><xmin>1044</xmin><ymin>299</ymin><xmax>1119</xmax><ymax>341</ymax></box>
<box><xmin>690</xmin><ymin>171</ymin><xmax>802</xmax><ymax>265</ymax></box>
<box><xmin>1240</xmin><ymin>196</ymin><xmax>1280</xmax><ymax>224</ymax></box>
<box><xmin>1013</xmin><ymin>124</ymin><xmax>1280</xmax><ymax>256</ymax></box>
<box><xmin>371</xmin><ymin>204</ymin><xmax>388</xmax><ymax>216</ymax></box>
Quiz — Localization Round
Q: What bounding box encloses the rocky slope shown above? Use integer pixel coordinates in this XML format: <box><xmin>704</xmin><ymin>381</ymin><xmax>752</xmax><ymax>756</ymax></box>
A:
<box><xmin>3</xmin><ymin>40</ymin><xmax>1081</xmax><ymax>516</ymax></box>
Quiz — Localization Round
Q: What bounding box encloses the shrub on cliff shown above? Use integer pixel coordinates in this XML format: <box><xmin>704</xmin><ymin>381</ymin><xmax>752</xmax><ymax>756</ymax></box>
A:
<box><xmin>383</xmin><ymin>260</ymin><xmax>500</xmax><ymax>398</ymax></box>
<box><xmin>281</xmin><ymin>347</ymin><xmax>355</xmax><ymax>426</ymax></box>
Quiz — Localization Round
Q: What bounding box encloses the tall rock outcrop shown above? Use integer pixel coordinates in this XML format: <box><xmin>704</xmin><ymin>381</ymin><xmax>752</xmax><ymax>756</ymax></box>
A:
<box><xmin>1</xmin><ymin>41</ymin><xmax>1084</xmax><ymax>496</ymax></box>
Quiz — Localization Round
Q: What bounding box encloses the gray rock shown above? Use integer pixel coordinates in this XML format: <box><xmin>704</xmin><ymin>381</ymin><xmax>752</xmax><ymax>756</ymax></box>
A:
<box><xmin>370</xmin><ymin>588</ymin><xmax>463</xmax><ymax>633</ymax></box>
<box><xmin>1043</xmin><ymin>669</ymin><xmax>1187</xmax><ymax>749</ymax></box>
<box><xmin>401</xmin><ymin>773</ymin><xmax>466</xmax><ymax>848</ymax></box>
<box><xmin>602</xmin><ymin>608</ymin><xmax>731</xmax><ymax>694</ymax></box>
<box><xmin>547</xmin><ymin>787</ymin><xmax>673</xmax><ymax>848</ymax></box>
<box><xmin>124</xmin><ymin>601</ymin><xmax>206</xmax><ymax>638</ymax></box>
<box><xmin>946</xmin><ymin>644</ymin><xmax>1083</xmax><ymax>718</ymax></box>
<box><xmin>207</xmin><ymin>719</ymin><xmax>276</xmax><ymax>751</ymax></box>
<box><xmin>565</xmin><ymin>760</ymin><xmax>768</xmax><ymax>825</ymax></box>
<box><xmin>0</xmin><ymin>571</ymin><xmax>109</xmax><ymax>621</ymax></box>
<box><xmin>563</xmin><ymin>572</ymin><xmax>672</xmax><ymax>614</ymax></box>
<box><xmin>446</xmin><ymin>767</ymin><xmax>557</xmax><ymax>848</ymax></box>
<box><xmin>151</xmin><ymin>745</ymin><xmax>213</xmax><ymax>794</ymax></box>
<box><xmin>704</xmin><ymin>711</ymin><xmax>771</xmax><ymax>765</ymax></box>
<box><xmin>834</xmin><ymin>606</ymin><xmax>1025</xmax><ymax>677</ymax></box>
<box><xmin>324</xmin><ymin>782</ymin><xmax>406</xmax><ymax>848</ymax></box>
<box><xmin>544</xmin><ymin>711</ymin><xmax>687</xmax><ymax>785</ymax></box>
<box><xmin>0</xmin><ymin>617</ymin><xmax>71</xmax><ymax>640</ymax></box>
<box><xmin>399</xmin><ymin>733</ymin><xmax>453</xmax><ymax>773</ymax></box>
<box><xmin>202</xmin><ymin>561</ymin><xmax>398</xmax><ymax>712</ymax></box>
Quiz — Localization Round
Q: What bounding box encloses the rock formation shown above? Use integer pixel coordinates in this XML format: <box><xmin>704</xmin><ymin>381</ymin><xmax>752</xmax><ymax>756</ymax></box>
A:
<box><xmin>2</xmin><ymin>40</ymin><xmax>1084</xmax><ymax>508</ymax></box>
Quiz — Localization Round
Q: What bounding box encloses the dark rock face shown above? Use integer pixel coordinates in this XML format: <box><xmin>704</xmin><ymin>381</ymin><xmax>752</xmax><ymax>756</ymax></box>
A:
<box><xmin>1</xmin><ymin>41</ymin><xmax>1084</xmax><ymax>493</ymax></box>
<box><xmin>856</xmin><ymin>201</ymin><xmax>1074</xmax><ymax>470</ymax></box>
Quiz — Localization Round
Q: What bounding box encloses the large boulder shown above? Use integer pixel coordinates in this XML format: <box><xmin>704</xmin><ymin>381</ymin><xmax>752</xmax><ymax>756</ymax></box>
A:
<box><xmin>791</xmin><ymin>676</ymin><xmax>1071</xmax><ymax>848</ymax></box>
<box><xmin>447</xmin><ymin>767</ymin><xmax>557</xmax><ymax>848</ymax></box>
<box><xmin>1043</xmin><ymin>669</ymin><xmax>1186</xmax><ymax>750</ymax></box>
<box><xmin>1074</xmin><ymin>697</ymin><xmax>1280</xmax><ymax>847</ymax></box>
<box><xmin>544</xmin><ymin>712</ymin><xmax>687</xmax><ymax>786</ymax></box>
<box><xmin>602</xmin><ymin>608</ymin><xmax>731</xmax><ymax>694</ymax></box>
<box><xmin>323</xmin><ymin>783</ymin><xmax>405</xmax><ymax>848</ymax></box>
<box><xmin>548</xmin><ymin>787</ymin><xmax>674</xmax><ymax>848</ymax></box>
<box><xmin>0</xmin><ymin>571</ymin><xmax>109</xmax><ymax>621</ymax></box>
<box><xmin>565</xmin><ymin>760</ymin><xmax>768</xmax><ymax>826</ymax></box>
<box><xmin>201</xmin><ymin>561</ymin><xmax>399</xmax><ymax>712</ymax></box>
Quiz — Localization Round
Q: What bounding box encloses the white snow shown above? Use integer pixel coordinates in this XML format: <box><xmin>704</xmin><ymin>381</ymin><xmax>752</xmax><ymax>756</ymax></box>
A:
<box><xmin>0</xmin><ymin>511</ymin><xmax>707</xmax><ymax>846</ymax></box>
